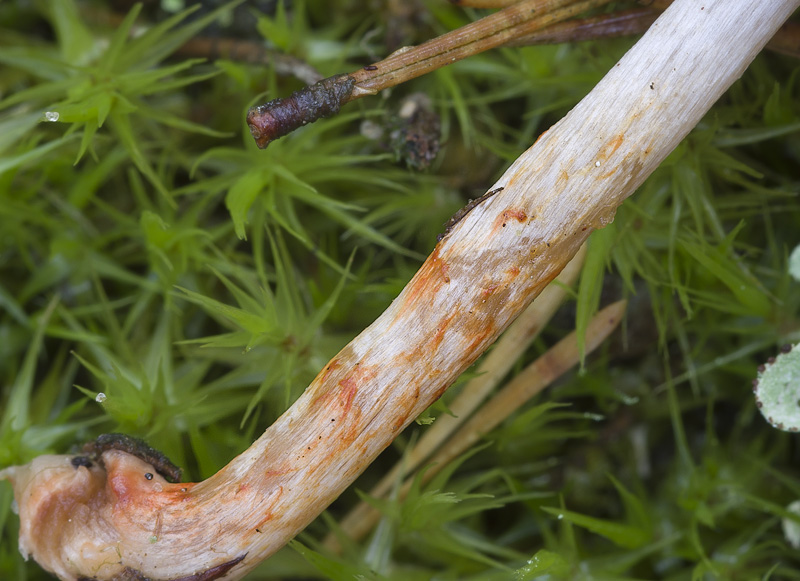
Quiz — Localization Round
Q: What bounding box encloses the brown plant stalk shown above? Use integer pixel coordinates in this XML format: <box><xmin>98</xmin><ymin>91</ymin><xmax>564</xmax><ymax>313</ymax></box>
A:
<box><xmin>246</xmin><ymin>0</ymin><xmax>610</xmax><ymax>148</ymax></box>
<box><xmin>2</xmin><ymin>1</ymin><xmax>798</xmax><ymax>580</ymax></box>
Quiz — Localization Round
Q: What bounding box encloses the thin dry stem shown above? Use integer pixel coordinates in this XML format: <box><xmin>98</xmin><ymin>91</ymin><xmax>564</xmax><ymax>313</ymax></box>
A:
<box><xmin>348</xmin><ymin>0</ymin><xmax>609</xmax><ymax>96</ymax></box>
<box><xmin>508</xmin><ymin>8</ymin><xmax>659</xmax><ymax>46</ymax></box>
<box><xmin>247</xmin><ymin>0</ymin><xmax>609</xmax><ymax>147</ymax></box>
<box><xmin>769</xmin><ymin>20</ymin><xmax>800</xmax><ymax>58</ymax></box>
<box><xmin>448</xmin><ymin>0</ymin><xmax>523</xmax><ymax>8</ymax></box>
<box><xmin>512</xmin><ymin>6</ymin><xmax>800</xmax><ymax>57</ymax></box>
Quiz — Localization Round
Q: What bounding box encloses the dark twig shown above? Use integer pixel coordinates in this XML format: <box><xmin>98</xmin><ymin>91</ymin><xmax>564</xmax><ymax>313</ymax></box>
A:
<box><xmin>247</xmin><ymin>75</ymin><xmax>355</xmax><ymax>148</ymax></box>
<box><xmin>513</xmin><ymin>7</ymin><xmax>800</xmax><ymax>55</ymax></box>
<box><xmin>508</xmin><ymin>8</ymin><xmax>659</xmax><ymax>46</ymax></box>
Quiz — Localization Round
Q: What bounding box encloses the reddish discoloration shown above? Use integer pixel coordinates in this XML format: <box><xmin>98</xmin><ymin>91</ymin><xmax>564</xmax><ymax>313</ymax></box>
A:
<box><xmin>506</xmin><ymin>266</ymin><xmax>520</xmax><ymax>278</ymax></box>
<box><xmin>431</xmin><ymin>325</ymin><xmax>447</xmax><ymax>352</ymax></box>
<box><xmin>480</xmin><ymin>284</ymin><xmax>500</xmax><ymax>301</ymax></box>
<box><xmin>465</xmin><ymin>328</ymin><xmax>495</xmax><ymax>358</ymax></box>
<box><xmin>263</xmin><ymin>468</ymin><xmax>292</xmax><ymax>479</ymax></box>
<box><xmin>400</xmin><ymin>249</ymin><xmax>448</xmax><ymax>312</ymax></box>
<box><xmin>507</xmin><ymin>209</ymin><xmax>528</xmax><ymax>223</ymax></box>
<box><xmin>431</xmin><ymin>377</ymin><xmax>453</xmax><ymax>401</ymax></box>
<box><xmin>254</xmin><ymin>487</ymin><xmax>283</xmax><ymax>529</ymax></box>
<box><xmin>309</xmin><ymin>350</ymin><xmax>367</xmax><ymax>412</ymax></box>
<box><xmin>493</xmin><ymin>209</ymin><xmax>528</xmax><ymax>232</ymax></box>
<box><xmin>387</xmin><ymin>376</ymin><xmax>421</xmax><ymax>431</ymax></box>
<box><xmin>605</xmin><ymin>134</ymin><xmax>624</xmax><ymax>157</ymax></box>
<box><xmin>430</xmin><ymin>310</ymin><xmax>459</xmax><ymax>352</ymax></box>
<box><xmin>316</xmin><ymin>358</ymin><xmax>342</xmax><ymax>385</ymax></box>
<box><xmin>106</xmin><ymin>451</ymin><xmax>179</xmax><ymax>513</ymax></box>
<box><xmin>440</xmin><ymin>260</ymin><xmax>451</xmax><ymax>284</ymax></box>
<box><xmin>337</xmin><ymin>375</ymin><xmax>359</xmax><ymax>413</ymax></box>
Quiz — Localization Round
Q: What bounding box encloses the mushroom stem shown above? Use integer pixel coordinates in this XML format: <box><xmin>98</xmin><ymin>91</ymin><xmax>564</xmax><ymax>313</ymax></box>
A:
<box><xmin>327</xmin><ymin>297</ymin><xmax>627</xmax><ymax>551</ymax></box>
<box><xmin>323</xmin><ymin>243</ymin><xmax>587</xmax><ymax>552</ymax></box>
<box><xmin>3</xmin><ymin>0</ymin><xmax>798</xmax><ymax>579</ymax></box>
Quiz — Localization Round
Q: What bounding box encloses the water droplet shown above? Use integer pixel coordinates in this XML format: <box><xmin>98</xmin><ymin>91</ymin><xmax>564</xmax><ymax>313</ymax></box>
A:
<box><xmin>44</xmin><ymin>111</ymin><xmax>59</xmax><ymax>122</ymax></box>
<box><xmin>95</xmin><ymin>392</ymin><xmax>107</xmax><ymax>403</ymax></box>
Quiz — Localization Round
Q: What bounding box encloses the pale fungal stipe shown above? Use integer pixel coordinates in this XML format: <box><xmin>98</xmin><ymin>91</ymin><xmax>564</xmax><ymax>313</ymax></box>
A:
<box><xmin>1</xmin><ymin>1</ymin><xmax>798</xmax><ymax>580</ymax></box>
<box><xmin>43</xmin><ymin>111</ymin><xmax>59</xmax><ymax>122</ymax></box>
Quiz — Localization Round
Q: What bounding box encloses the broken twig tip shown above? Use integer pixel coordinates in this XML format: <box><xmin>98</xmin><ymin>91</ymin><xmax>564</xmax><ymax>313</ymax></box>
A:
<box><xmin>247</xmin><ymin>74</ymin><xmax>356</xmax><ymax>148</ymax></box>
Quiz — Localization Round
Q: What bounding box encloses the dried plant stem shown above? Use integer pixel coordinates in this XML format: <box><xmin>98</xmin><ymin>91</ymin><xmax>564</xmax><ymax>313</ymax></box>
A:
<box><xmin>766</xmin><ymin>20</ymin><xmax>800</xmax><ymax>59</ymax></box>
<box><xmin>247</xmin><ymin>0</ymin><xmax>609</xmax><ymax>147</ymax></box>
<box><xmin>449</xmin><ymin>0</ymin><xmax>523</xmax><ymax>8</ymax></box>
<box><xmin>324</xmin><ymin>243</ymin><xmax>586</xmax><ymax>551</ymax></box>
<box><xmin>348</xmin><ymin>0</ymin><xmax>608</xmax><ymax>95</ymax></box>
<box><xmin>248</xmin><ymin>0</ymin><xmax>800</xmax><ymax>148</ymax></box>
<box><xmin>328</xmin><ymin>300</ymin><xmax>626</xmax><ymax>549</ymax></box>
<box><xmin>512</xmin><ymin>6</ymin><xmax>800</xmax><ymax>57</ymax></box>
<box><xmin>3</xmin><ymin>1</ymin><xmax>798</xmax><ymax>580</ymax></box>
<box><xmin>508</xmin><ymin>8</ymin><xmax>660</xmax><ymax>46</ymax></box>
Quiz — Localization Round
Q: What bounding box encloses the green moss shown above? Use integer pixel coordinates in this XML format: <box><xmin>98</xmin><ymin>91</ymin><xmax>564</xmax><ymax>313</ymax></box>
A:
<box><xmin>1</xmin><ymin>1</ymin><xmax>800</xmax><ymax>579</ymax></box>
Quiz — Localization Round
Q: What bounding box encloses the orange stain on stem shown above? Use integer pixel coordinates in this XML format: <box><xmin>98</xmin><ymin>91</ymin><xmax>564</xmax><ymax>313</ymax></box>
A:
<box><xmin>465</xmin><ymin>328</ymin><xmax>495</xmax><ymax>358</ymax></box>
<box><xmin>607</xmin><ymin>134</ymin><xmax>624</xmax><ymax>156</ymax></box>
<box><xmin>480</xmin><ymin>284</ymin><xmax>501</xmax><ymax>300</ymax></box>
<box><xmin>319</xmin><ymin>359</ymin><xmax>341</xmax><ymax>382</ymax></box>
<box><xmin>400</xmin><ymin>249</ymin><xmax>449</xmax><ymax>312</ymax></box>
<box><xmin>493</xmin><ymin>209</ymin><xmax>528</xmax><ymax>233</ymax></box>
<box><xmin>336</xmin><ymin>375</ymin><xmax>359</xmax><ymax>413</ymax></box>
<box><xmin>430</xmin><ymin>310</ymin><xmax>459</xmax><ymax>352</ymax></box>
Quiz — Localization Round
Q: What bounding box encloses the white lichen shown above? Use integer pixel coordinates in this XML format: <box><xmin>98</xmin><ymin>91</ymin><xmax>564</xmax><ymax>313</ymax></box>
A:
<box><xmin>753</xmin><ymin>344</ymin><xmax>800</xmax><ymax>431</ymax></box>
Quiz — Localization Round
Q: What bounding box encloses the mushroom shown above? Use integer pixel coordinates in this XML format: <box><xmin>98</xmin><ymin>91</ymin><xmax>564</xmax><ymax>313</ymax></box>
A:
<box><xmin>2</xmin><ymin>0</ymin><xmax>798</xmax><ymax>579</ymax></box>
